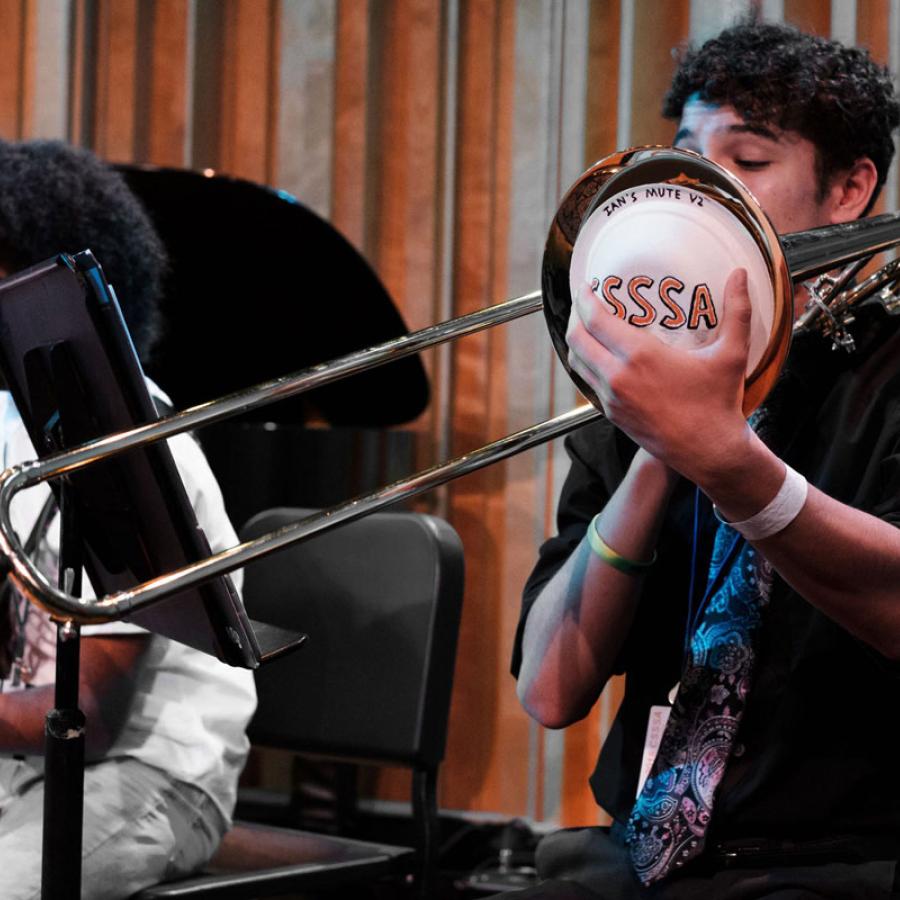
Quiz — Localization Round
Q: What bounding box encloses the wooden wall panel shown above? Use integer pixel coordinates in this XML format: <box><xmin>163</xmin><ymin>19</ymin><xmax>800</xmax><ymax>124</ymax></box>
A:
<box><xmin>782</xmin><ymin>0</ymin><xmax>830</xmax><ymax>33</ymax></box>
<box><xmin>219</xmin><ymin>0</ymin><xmax>278</xmax><ymax>183</ymax></box>
<box><xmin>332</xmin><ymin>0</ymin><xmax>371</xmax><ymax>251</ymax></box>
<box><xmin>585</xmin><ymin>0</ymin><xmax>620</xmax><ymax>163</ymax></box>
<box><xmin>145</xmin><ymin>0</ymin><xmax>191</xmax><ymax>166</ymax></box>
<box><xmin>857</xmin><ymin>0</ymin><xmax>890</xmax><ymax>63</ymax></box>
<box><xmin>442</xmin><ymin>0</ymin><xmax>518</xmax><ymax>814</ymax></box>
<box><xmin>68</xmin><ymin>0</ymin><xmax>94</xmax><ymax>146</ymax></box>
<box><xmin>370</xmin><ymin>0</ymin><xmax>443</xmax><ymax>335</ymax></box>
<box><xmin>0</xmin><ymin>0</ymin><xmax>27</xmax><ymax>139</ymax></box>
<box><xmin>628</xmin><ymin>0</ymin><xmax>690</xmax><ymax>147</ymax></box>
<box><xmin>17</xmin><ymin>0</ymin><xmax>36</xmax><ymax>137</ymax></box>
<box><xmin>94</xmin><ymin>0</ymin><xmax>138</xmax><ymax>160</ymax></box>
<box><xmin>857</xmin><ymin>1</ymin><xmax>891</xmax><ymax>220</ymax></box>
<box><xmin>361</xmin><ymin>0</ymin><xmax>445</xmax><ymax>805</ymax></box>
<box><xmin>500</xmin><ymin>1</ymin><xmax>586</xmax><ymax>821</ymax></box>
<box><xmin>9</xmin><ymin>0</ymin><xmax>894</xmax><ymax>830</ymax></box>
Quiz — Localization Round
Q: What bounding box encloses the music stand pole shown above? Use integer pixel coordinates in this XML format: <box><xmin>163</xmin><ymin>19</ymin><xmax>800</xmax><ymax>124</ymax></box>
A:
<box><xmin>41</xmin><ymin>482</ymin><xmax>85</xmax><ymax>900</ymax></box>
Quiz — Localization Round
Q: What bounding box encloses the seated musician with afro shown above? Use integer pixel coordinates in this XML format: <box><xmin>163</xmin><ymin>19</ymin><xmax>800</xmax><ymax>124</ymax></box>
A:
<box><xmin>0</xmin><ymin>140</ymin><xmax>256</xmax><ymax>899</ymax></box>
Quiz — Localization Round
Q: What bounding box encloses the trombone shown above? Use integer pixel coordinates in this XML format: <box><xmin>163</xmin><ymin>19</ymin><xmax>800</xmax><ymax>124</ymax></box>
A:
<box><xmin>2</xmin><ymin>147</ymin><xmax>900</xmax><ymax>625</ymax></box>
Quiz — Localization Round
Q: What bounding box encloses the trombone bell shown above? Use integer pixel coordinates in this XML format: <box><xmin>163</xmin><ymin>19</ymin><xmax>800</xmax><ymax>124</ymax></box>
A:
<box><xmin>542</xmin><ymin>147</ymin><xmax>794</xmax><ymax>415</ymax></box>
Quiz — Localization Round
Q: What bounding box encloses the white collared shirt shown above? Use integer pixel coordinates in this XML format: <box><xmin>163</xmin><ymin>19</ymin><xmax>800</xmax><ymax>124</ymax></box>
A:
<box><xmin>0</xmin><ymin>384</ymin><xmax>257</xmax><ymax>824</ymax></box>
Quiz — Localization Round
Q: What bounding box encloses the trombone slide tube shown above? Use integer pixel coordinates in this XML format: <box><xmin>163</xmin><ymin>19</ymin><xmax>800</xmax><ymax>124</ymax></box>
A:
<box><xmin>0</xmin><ymin>405</ymin><xmax>599</xmax><ymax>624</ymax></box>
<box><xmin>783</xmin><ymin>213</ymin><xmax>900</xmax><ymax>281</ymax></box>
<box><xmin>1</xmin><ymin>290</ymin><xmax>544</xmax><ymax>487</ymax></box>
<box><xmin>0</xmin><ymin>289</ymin><xmax>542</xmax><ymax>621</ymax></box>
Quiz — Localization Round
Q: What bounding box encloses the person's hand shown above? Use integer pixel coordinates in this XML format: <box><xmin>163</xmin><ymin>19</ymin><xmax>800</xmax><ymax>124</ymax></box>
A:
<box><xmin>566</xmin><ymin>268</ymin><xmax>755</xmax><ymax>485</ymax></box>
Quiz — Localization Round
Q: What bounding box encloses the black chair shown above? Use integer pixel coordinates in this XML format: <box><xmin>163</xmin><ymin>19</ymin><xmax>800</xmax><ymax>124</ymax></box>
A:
<box><xmin>135</xmin><ymin>507</ymin><xmax>465</xmax><ymax>899</ymax></box>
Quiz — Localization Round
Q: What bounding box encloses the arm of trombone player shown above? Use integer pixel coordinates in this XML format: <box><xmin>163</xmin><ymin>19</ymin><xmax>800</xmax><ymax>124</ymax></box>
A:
<box><xmin>569</xmin><ymin>268</ymin><xmax>900</xmax><ymax>662</ymax></box>
<box><xmin>517</xmin><ymin>447</ymin><xmax>679</xmax><ymax>729</ymax></box>
<box><xmin>700</xmin><ymin>438</ymin><xmax>900</xmax><ymax>661</ymax></box>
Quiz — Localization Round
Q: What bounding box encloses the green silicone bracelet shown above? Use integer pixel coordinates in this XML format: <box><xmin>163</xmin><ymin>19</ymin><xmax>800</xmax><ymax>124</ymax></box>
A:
<box><xmin>587</xmin><ymin>515</ymin><xmax>657</xmax><ymax>575</ymax></box>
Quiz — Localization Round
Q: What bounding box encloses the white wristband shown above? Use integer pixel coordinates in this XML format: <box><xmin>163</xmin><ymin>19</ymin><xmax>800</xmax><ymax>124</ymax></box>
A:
<box><xmin>714</xmin><ymin>464</ymin><xmax>808</xmax><ymax>541</ymax></box>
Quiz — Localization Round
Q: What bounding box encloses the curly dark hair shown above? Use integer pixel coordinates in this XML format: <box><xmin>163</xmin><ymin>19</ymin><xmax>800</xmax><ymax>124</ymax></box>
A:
<box><xmin>0</xmin><ymin>140</ymin><xmax>166</xmax><ymax>361</ymax></box>
<box><xmin>664</xmin><ymin>20</ymin><xmax>900</xmax><ymax>210</ymax></box>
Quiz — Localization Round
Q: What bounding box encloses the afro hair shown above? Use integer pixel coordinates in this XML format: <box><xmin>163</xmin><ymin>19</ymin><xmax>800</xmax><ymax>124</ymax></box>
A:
<box><xmin>0</xmin><ymin>140</ymin><xmax>167</xmax><ymax>361</ymax></box>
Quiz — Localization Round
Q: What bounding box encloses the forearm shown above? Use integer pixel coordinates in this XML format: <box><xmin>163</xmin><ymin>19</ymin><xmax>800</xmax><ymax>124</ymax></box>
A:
<box><xmin>517</xmin><ymin>449</ymin><xmax>679</xmax><ymax>727</ymax></box>
<box><xmin>566</xmin><ymin>267</ymin><xmax>900</xmax><ymax>662</ymax></box>
<box><xmin>0</xmin><ymin>685</ymin><xmax>52</xmax><ymax>754</ymax></box>
<box><xmin>696</xmin><ymin>430</ymin><xmax>900</xmax><ymax>660</ymax></box>
<box><xmin>0</xmin><ymin>634</ymin><xmax>149</xmax><ymax>758</ymax></box>
<box><xmin>0</xmin><ymin>681</ymin><xmax>126</xmax><ymax>758</ymax></box>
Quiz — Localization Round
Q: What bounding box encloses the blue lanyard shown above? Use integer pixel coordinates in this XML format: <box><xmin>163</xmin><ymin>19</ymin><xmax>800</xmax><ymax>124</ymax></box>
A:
<box><xmin>684</xmin><ymin>486</ymin><xmax>742</xmax><ymax>658</ymax></box>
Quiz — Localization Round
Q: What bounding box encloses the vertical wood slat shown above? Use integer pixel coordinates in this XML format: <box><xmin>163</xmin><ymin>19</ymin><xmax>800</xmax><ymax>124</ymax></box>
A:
<box><xmin>783</xmin><ymin>0</ymin><xmax>831</xmax><ymax>33</ymax></box>
<box><xmin>484</xmin><ymin>0</ymin><xmax>527</xmax><ymax>816</ymax></box>
<box><xmin>370</xmin><ymin>0</ymin><xmax>442</xmax><ymax>334</ymax></box>
<box><xmin>93</xmin><ymin>0</ymin><xmax>138</xmax><ymax>160</ymax></box>
<box><xmin>856</xmin><ymin>0</ymin><xmax>889</xmax><ymax>62</ymax></box>
<box><xmin>585</xmin><ymin>0</ymin><xmax>621</xmax><ymax>163</ymax></box>
<box><xmin>441</xmin><ymin>0</ymin><xmax>519</xmax><ymax>814</ymax></box>
<box><xmin>364</xmin><ymin>0</ymin><xmax>445</xmax><ymax>507</ymax></box>
<box><xmin>362</xmin><ymin>0</ymin><xmax>444</xmax><ymax>804</ymax></box>
<box><xmin>189</xmin><ymin>0</ymin><xmax>225</xmax><ymax>169</ymax></box>
<box><xmin>628</xmin><ymin>0</ymin><xmax>690</xmax><ymax>147</ymax></box>
<box><xmin>145</xmin><ymin>0</ymin><xmax>191</xmax><ymax>166</ymax></box>
<box><xmin>0</xmin><ymin>0</ymin><xmax>27</xmax><ymax>139</ymax></box>
<box><xmin>332</xmin><ymin>0</ymin><xmax>370</xmax><ymax>250</ymax></box>
<box><xmin>68</xmin><ymin>0</ymin><xmax>94</xmax><ymax>147</ymax></box>
<box><xmin>17</xmin><ymin>0</ymin><xmax>36</xmax><ymax>137</ymax></box>
<box><xmin>856</xmin><ymin>0</ymin><xmax>891</xmax><ymax>219</ymax></box>
<box><xmin>219</xmin><ymin>0</ymin><xmax>278</xmax><ymax>183</ymax></box>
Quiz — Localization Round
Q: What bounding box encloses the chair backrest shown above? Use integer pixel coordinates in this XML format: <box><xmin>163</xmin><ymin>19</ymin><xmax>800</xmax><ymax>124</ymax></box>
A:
<box><xmin>239</xmin><ymin>508</ymin><xmax>464</xmax><ymax>769</ymax></box>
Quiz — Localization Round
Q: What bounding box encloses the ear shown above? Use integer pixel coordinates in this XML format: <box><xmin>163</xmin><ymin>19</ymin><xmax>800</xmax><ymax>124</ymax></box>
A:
<box><xmin>826</xmin><ymin>157</ymin><xmax>879</xmax><ymax>224</ymax></box>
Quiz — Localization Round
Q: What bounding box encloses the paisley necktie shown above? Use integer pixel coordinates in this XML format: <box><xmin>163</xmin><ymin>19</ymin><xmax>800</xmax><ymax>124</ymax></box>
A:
<box><xmin>625</xmin><ymin>522</ymin><xmax>774</xmax><ymax>884</ymax></box>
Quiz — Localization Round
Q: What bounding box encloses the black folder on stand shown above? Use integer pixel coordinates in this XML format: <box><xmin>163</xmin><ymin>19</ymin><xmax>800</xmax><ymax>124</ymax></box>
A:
<box><xmin>0</xmin><ymin>250</ymin><xmax>304</xmax><ymax>667</ymax></box>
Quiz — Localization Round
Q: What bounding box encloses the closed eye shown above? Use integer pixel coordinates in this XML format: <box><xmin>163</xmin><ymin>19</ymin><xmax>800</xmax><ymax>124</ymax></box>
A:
<box><xmin>735</xmin><ymin>159</ymin><xmax>771</xmax><ymax>171</ymax></box>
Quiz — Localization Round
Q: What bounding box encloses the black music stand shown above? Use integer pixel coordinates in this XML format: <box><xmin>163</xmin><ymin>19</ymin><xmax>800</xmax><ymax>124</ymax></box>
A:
<box><xmin>0</xmin><ymin>251</ymin><xmax>306</xmax><ymax>899</ymax></box>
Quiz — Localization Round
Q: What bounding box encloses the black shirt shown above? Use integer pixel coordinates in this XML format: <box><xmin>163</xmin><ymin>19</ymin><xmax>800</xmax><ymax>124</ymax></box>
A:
<box><xmin>513</xmin><ymin>307</ymin><xmax>900</xmax><ymax>853</ymax></box>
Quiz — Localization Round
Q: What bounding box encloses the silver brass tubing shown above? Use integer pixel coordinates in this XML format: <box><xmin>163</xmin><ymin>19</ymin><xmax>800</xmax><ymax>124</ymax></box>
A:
<box><xmin>793</xmin><ymin>257</ymin><xmax>900</xmax><ymax>335</ymax></box>
<box><xmin>0</xmin><ymin>290</ymin><xmax>545</xmax><ymax>492</ymax></box>
<box><xmin>0</xmin><ymin>403</ymin><xmax>600</xmax><ymax>623</ymax></box>
<box><xmin>0</xmin><ymin>289</ymin><xmax>545</xmax><ymax>619</ymax></box>
<box><xmin>783</xmin><ymin>213</ymin><xmax>900</xmax><ymax>281</ymax></box>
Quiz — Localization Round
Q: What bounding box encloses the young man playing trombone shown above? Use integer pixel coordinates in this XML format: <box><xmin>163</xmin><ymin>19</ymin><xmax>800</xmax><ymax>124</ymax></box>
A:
<box><xmin>513</xmin><ymin>20</ymin><xmax>900</xmax><ymax>899</ymax></box>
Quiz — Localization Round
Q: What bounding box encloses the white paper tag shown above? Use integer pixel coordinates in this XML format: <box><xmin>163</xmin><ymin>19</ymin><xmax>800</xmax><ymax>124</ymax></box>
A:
<box><xmin>636</xmin><ymin>704</ymin><xmax>671</xmax><ymax>798</ymax></box>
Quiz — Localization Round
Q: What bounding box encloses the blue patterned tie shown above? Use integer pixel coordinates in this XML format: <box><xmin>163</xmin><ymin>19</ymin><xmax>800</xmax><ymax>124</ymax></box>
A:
<box><xmin>625</xmin><ymin>523</ymin><xmax>774</xmax><ymax>884</ymax></box>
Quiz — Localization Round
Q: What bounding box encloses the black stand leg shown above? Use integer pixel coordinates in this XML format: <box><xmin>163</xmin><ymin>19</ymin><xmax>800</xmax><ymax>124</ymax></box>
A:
<box><xmin>41</xmin><ymin>486</ymin><xmax>85</xmax><ymax>900</ymax></box>
<box><xmin>412</xmin><ymin>766</ymin><xmax>439</xmax><ymax>900</ymax></box>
